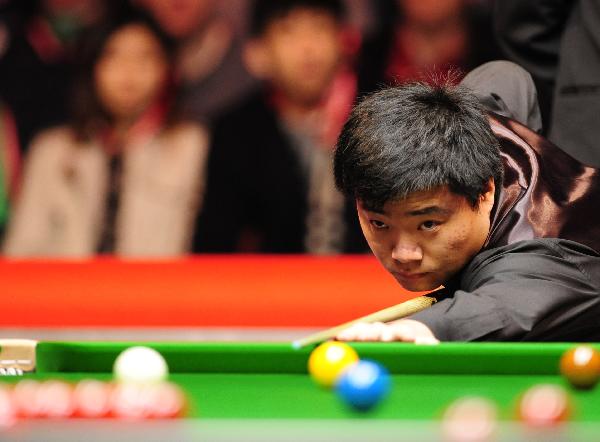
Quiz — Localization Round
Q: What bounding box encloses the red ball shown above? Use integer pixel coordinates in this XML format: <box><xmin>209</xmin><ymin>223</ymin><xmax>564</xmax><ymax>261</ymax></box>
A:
<box><xmin>145</xmin><ymin>382</ymin><xmax>187</xmax><ymax>419</ymax></box>
<box><xmin>518</xmin><ymin>384</ymin><xmax>571</xmax><ymax>427</ymax></box>
<box><xmin>109</xmin><ymin>383</ymin><xmax>151</xmax><ymax>420</ymax></box>
<box><xmin>12</xmin><ymin>380</ymin><xmax>43</xmax><ymax>418</ymax></box>
<box><xmin>109</xmin><ymin>381</ymin><xmax>186</xmax><ymax>420</ymax></box>
<box><xmin>441</xmin><ymin>396</ymin><xmax>498</xmax><ymax>442</ymax></box>
<box><xmin>73</xmin><ymin>380</ymin><xmax>112</xmax><ymax>418</ymax></box>
<box><xmin>36</xmin><ymin>380</ymin><xmax>76</xmax><ymax>418</ymax></box>
<box><xmin>559</xmin><ymin>345</ymin><xmax>600</xmax><ymax>389</ymax></box>
<box><xmin>0</xmin><ymin>384</ymin><xmax>17</xmax><ymax>428</ymax></box>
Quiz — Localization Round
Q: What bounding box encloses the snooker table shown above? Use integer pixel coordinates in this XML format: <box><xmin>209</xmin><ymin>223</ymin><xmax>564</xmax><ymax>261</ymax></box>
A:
<box><xmin>3</xmin><ymin>340</ymin><xmax>600</xmax><ymax>441</ymax></box>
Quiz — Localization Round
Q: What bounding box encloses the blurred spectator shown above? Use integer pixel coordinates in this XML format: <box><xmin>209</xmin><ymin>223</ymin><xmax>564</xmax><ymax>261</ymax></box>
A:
<box><xmin>357</xmin><ymin>0</ymin><xmax>499</xmax><ymax>95</ymax></box>
<box><xmin>0</xmin><ymin>102</ymin><xmax>20</xmax><ymax>237</ymax></box>
<box><xmin>193</xmin><ymin>0</ymin><xmax>366</xmax><ymax>254</ymax></box>
<box><xmin>495</xmin><ymin>1</ymin><xmax>600</xmax><ymax>166</ymax></box>
<box><xmin>0</xmin><ymin>0</ymin><xmax>105</xmax><ymax>151</ymax></box>
<box><xmin>3</xmin><ymin>7</ymin><xmax>209</xmax><ymax>257</ymax></box>
<box><xmin>137</xmin><ymin>0</ymin><xmax>258</xmax><ymax>124</ymax></box>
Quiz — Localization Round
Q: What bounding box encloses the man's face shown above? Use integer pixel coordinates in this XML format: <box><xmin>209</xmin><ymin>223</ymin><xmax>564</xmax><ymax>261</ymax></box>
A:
<box><xmin>260</xmin><ymin>8</ymin><xmax>343</xmax><ymax>106</ymax></box>
<box><xmin>357</xmin><ymin>184</ymin><xmax>495</xmax><ymax>291</ymax></box>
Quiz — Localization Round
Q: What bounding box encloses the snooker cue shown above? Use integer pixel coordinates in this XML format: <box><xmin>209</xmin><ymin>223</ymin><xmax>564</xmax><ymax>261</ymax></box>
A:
<box><xmin>291</xmin><ymin>295</ymin><xmax>437</xmax><ymax>349</ymax></box>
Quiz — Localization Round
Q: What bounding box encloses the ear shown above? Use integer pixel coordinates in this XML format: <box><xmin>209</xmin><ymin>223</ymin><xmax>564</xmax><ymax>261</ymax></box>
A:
<box><xmin>243</xmin><ymin>39</ymin><xmax>271</xmax><ymax>79</ymax></box>
<box><xmin>479</xmin><ymin>178</ymin><xmax>495</xmax><ymax>212</ymax></box>
<box><xmin>355</xmin><ymin>200</ymin><xmax>370</xmax><ymax>230</ymax></box>
<box><xmin>355</xmin><ymin>199</ymin><xmax>366</xmax><ymax>213</ymax></box>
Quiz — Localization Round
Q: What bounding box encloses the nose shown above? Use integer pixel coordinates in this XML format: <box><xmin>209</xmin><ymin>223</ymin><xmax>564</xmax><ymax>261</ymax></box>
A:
<box><xmin>300</xmin><ymin>38</ymin><xmax>319</xmax><ymax>58</ymax></box>
<box><xmin>391</xmin><ymin>241</ymin><xmax>423</xmax><ymax>264</ymax></box>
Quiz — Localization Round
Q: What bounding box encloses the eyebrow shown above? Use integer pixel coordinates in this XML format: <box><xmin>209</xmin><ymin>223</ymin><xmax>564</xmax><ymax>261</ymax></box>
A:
<box><xmin>364</xmin><ymin>204</ymin><xmax>452</xmax><ymax>217</ymax></box>
<box><xmin>404</xmin><ymin>206</ymin><xmax>452</xmax><ymax>217</ymax></box>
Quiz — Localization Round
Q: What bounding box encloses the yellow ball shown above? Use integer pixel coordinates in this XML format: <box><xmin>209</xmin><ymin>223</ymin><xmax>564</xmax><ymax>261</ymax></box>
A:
<box><xmin>308</xmin><ymin>341</ymin><xmax>359</xmax><ymax>388</ymax></box>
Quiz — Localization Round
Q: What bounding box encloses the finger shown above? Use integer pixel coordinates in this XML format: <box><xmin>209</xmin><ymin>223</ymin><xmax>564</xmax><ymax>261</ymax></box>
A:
<box><xmin>390</xmin><ymin>321</ymin><xmax>417</xmax><ymax>342</ymax></box>
<box><xmin>336</xmin><ymin>322</ymin><xmax>367</xmax><ymax>341</ymax></box>
<box><xmin>415</xmin><ymin>336</ymin><xmax>440</xmax><ymax>345</ymax></box>
<box><xmin>361</xmin><ymin>322</ymin><xmax>394</xmax><ymax>341</ymax></box>
<box><xmin>352</xmin><ymin>322</ymin><xmax>375</xmax><ymax>341</ymax></box>
<box><xmin>359</xmin><ymin>322</ymin><xmax>387</xmax><ymax>341</ymax></box>
<box><xmin>335</xmin><ymin>328</ymin><xmax>354</xmax><ymax>341</ymax></box>
<box><xmin>380</xmin><ymin>326</ymin><xmax>396</xmax><ymax>342</ymax></box>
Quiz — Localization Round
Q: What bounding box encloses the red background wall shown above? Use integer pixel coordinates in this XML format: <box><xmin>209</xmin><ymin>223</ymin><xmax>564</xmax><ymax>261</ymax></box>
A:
<box><xmin>0</xmin><ymin>256</ymin><xmax>419</xmax><ymax>327</ymax></box>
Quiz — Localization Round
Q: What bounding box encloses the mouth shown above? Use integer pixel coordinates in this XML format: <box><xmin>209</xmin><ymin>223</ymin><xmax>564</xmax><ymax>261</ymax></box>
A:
<box><xmin>391</xmin><ymin>271</ymin><xmax>430</xmax><ymax>281</ymax></box>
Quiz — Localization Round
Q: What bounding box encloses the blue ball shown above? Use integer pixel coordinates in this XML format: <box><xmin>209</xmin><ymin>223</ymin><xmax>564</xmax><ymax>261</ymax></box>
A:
<box><xmin>336</xmin><ymin>360</ymin><xmax>391</xmax><ymax>411</ymax></box>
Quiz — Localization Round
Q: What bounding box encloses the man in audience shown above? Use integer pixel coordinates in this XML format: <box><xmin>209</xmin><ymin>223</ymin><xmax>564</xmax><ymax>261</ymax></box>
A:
<box><xmin>193</xmin><ymin>0</ymin><xmax>366</xmax><ymax>254</ymax></box>
<box><xmin>138</xmin><ymin>0</ymin><xmax>258</xmax><ymax>124</ymax></box>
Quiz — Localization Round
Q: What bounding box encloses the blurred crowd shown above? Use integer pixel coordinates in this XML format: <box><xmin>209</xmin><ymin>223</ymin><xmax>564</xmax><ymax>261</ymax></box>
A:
<box><xmin>0</xmin><ymin>0</ymin><xmax>502</xmax><ymax>257</ymax></box>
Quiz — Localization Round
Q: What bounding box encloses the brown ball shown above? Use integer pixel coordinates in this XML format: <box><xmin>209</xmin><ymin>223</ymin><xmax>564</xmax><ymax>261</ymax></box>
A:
<box><xmin>559</xmin><ymin>345</ymin><xmax>600</xmax><ymax>389</ymax></box>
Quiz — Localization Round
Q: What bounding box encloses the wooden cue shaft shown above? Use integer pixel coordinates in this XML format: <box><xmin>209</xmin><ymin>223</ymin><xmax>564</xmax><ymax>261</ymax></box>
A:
<box><xmin>291</xmin><ymin>295</ymin><xmax>437</xmax><ymax>349</ymax></box>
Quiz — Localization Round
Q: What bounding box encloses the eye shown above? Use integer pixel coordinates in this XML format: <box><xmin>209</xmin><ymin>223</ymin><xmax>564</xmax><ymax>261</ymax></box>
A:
<box><xmin>370</xmin><ymin>219</ymin><xmax>388</xmax><ymax>229</ymax></box>
<box><xmin>420</xmin><ymin>220</ymin><xmax>440</xmax><ymax>231</ymax></box>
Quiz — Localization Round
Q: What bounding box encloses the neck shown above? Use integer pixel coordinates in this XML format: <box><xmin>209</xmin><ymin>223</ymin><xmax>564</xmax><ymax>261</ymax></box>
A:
<box><xmin>115</xmin><ymin>119</ymin><xmax>134</xmax><ymax>138</ymax></box>
<box><xmin>274</xmin><ymin>92</ymin><xmax>322</xmax><ymax>123</ymax></box>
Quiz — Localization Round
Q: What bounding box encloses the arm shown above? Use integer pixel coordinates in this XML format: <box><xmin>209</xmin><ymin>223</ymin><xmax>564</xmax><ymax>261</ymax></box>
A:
<box><xmin>338</xmin><ymin>239</ymin><xmax>600</xmax><ymax>342</ymax></box>
<box><xmin>2</xmin><ymin>133</ymin><xmax>55</xmax><ymax>256</ymax></box>
<box><xmin>412</xmin><ymin>239</ymin><xmax>600</xmax><ymax>341</ymax></box>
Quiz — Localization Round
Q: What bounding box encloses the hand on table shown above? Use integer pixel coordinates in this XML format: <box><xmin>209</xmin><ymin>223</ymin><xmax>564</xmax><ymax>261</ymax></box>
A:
<box><xmin>336</xmin><ymin>319</ymin><xmax>439</xmax><ymax>344</ymax></box>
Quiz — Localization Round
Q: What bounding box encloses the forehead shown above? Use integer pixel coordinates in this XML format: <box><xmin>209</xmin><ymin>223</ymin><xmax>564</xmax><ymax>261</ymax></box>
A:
<box><xmin>105</xmin><ymin>24</ymin><xmax>156</xmax><ymax>47</ymax></box>
<box><xmin>377</xmin><ymin>187</ymin><xmax>467</xmax><ymax>216</ymax></box>
<box><xmin>266</xmin><ymin>8</ymin><xmax>339</xmax><ymax>29</ymax></box>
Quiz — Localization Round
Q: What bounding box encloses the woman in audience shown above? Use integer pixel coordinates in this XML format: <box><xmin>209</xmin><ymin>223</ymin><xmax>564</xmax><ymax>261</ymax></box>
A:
<box><xmin>3</xmin><ymin>6</ymin><xmax>209</xmax><ymax>257</ymax></box>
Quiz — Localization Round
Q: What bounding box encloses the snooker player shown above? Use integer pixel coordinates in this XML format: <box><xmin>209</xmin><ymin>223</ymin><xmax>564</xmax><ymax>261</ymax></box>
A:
<box><xmin>333</xmin><ymin>69</ymin><xmax>600</xmax><ymax>343</ymax></box>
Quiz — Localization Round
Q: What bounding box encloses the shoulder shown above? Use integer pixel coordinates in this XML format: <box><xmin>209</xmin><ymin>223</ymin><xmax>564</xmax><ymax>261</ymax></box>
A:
<box><xmin>30</xmin><ymin>126</ymin><xmax>76</xmax><ymax>148</ymax></box>
<box><xmin>212</xmin><ymin>91</ymin><xmax>274</xmax><ymax>130</ymax></box>
<box><xmin>472</xmin><ymin>238</ymin><xmax>599</xmax><ymax>269</ymax></box>
<box><xmin>208</xmin><ymin>92</ymin><xmax>279</xmax><ymax>161</ymax></box>
<box><xmin>162</xmin><ymin>121</ymin><xmax>209</xmax><ymax>150</ymax></box>
<box><xmin>153</xmin><ymin>121</ymin><xmax>210</xmax><ymax>172</ymax></box>
<box><xmin>489</xmin><ymin>113</ymin><xmax>581</xmax><ymax>167</ymax></box>
<box><xmin>464</xmin><ymin>239</ymin><xmax>600</xmax><ymax>288</ymax></box>
<box><xmin>26</xmin><ymin>126</ymin><xmax>80</xmax><ymax>163</ymax></box>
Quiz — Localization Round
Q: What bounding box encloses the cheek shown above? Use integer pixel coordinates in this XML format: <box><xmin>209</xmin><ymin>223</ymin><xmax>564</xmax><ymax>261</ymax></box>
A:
<box><xmin>94</xmin><ymin>60</ymin><xmax>129</xmax><ymax>97</ymax></box>
<box><xmin>94</xmin><ymin>67</ymin><xmax>116</xmax><ymax>107</ymax></box>
<box><xmin>357</xmin><ymin>218</ymin><xmax>385</xmax><ymax>256</ymax></box>
<box><xmin>140</xmin><ymin>65</ymin><xmax>167</xmax><ymax>96</ymax></box>
<box><xmin>317</xmin><ymin>38</ymin><xmax>341</xmax><ymax>63</ymax></box>
<box><xmin>267</xmin><ymin>37</ymin><xmax>296</xmax><ymax>64</ymax></box>
<box><xmin>94</xmin><ymin>62</ymin><xmax>110</xmax><ymax>92</ymax></box>
<box><xmin>435</xmin><ymin>226</ymin><xmax>477</xmax><ymax>269</ymax></box>
<box><xmin>422</xmin><ymin>226</ymin><xmax>468</xmax><ymax>262</ymax></box>
<box><xmin>446</xmin><ymin>227</ymin><xmax>473</xmax><ymax>252</ymax></box>
<box><xmin>268</xmin><ymin>53</ymin><xmax>294</xmax><ymax>81</ymax></box>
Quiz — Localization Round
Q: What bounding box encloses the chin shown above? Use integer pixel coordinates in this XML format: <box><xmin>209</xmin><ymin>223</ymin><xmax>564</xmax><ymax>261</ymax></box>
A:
<box><xmin>403</xmin><ymin>283</ymin><xmax>436</xmax><ymax>292</ymax></box>
<box><xmin>392</xmin><ymin>277</ymin><xmax>436</xmax><ymax>292</ymax></box>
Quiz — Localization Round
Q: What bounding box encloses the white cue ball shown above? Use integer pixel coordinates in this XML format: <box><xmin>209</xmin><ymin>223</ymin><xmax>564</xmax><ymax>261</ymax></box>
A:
<box><xmin>113</xmin><ymin>346</ymin><xmax>168</xmax><ymax>384</ymax></box>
